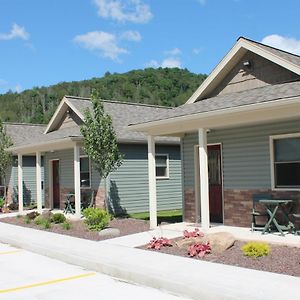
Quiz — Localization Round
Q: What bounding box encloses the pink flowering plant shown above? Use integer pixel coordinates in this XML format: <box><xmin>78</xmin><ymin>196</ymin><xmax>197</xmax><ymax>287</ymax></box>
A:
<box><xmin>147</xmin><ymin>237</ymin><xmax>172</xmax><ymax>250</ymax></box>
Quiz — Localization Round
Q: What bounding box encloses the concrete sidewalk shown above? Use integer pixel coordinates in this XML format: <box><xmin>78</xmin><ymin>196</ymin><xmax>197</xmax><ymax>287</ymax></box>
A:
<box><xmin>0</xmin><ymin>222</ymin><xmax>299</xmax><ymax>300</ymax></box>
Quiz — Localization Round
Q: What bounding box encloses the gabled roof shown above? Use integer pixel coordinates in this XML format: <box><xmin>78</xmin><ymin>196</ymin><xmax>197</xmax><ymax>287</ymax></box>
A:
<box><xmin>8</xmin><ymin>96</ymin><xmax>179</xmax><ymax>151</ymax></box>
<box><xmin>186</xmin><ymin>36</ymin><xmax>300</xmax><ymax>104</ymax></box>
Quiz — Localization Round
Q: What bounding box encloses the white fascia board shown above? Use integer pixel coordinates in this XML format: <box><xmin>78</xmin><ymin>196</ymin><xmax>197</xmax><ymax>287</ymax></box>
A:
<box><xmin>186</xmin><ymin>39</ymin><xmax>300</xmax><ymax>104</ymax></box>
<box><xmin>129</xmin><ymin>95</ymin><xmax>300</xmax><ymax>133</ymax></box>
<box><xmin>44</xmin><ymin>97</ymin><xmax>85</xmax><ymax>134</ymax></box>
<box><xmin>64</xmin><ymin>98</ymin><xmax>85</xmax><ymax>121</ymax></box>
<box><xmin>44</xmin><ymin>97</ymin><xmax>68</xmax><ymax>134</ymax></box>
<box><xmin>7</xmin><ymin>137</ymin><xmax>83</xmax><ymax>154</ymax></box>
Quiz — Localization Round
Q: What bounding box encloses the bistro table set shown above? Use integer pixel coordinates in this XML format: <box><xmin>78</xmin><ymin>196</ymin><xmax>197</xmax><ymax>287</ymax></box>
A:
<box><xmin>252</xmin><ymin>195</ymin><xmax>300</xmax><ymax>236</ymax></box>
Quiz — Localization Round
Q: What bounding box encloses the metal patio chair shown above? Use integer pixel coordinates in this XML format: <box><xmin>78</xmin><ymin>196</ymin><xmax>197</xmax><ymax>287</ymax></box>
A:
<box><xmin>251</xmin><ymin>193</ymin><xmax>272</xmax><ymax>232</ymax></box>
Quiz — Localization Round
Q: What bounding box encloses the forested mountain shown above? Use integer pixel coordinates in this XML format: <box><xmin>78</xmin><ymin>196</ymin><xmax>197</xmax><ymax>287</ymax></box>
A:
<box><xmin>0</xmin><ymin>68</ymin><xmax>206</xmax><ymax>124</ymax></box>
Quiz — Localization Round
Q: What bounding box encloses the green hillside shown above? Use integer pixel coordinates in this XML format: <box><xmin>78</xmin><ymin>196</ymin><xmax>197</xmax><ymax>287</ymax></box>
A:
<box><xmin>0</xmin><ymin>68</ymin><xmax>206</xmax><ymax>124</ymax></box>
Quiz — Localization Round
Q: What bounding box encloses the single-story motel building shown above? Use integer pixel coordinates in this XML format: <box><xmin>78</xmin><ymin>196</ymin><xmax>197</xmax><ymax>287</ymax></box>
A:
<box><xmin>3</xmin><ymin>97</ymin><xmax>182</xmax><ymax>217</ymax></box>
<box><xmin>129</xmin><ymin>37</ymin><xmax>300</xmax><ymax>229</ymax></box>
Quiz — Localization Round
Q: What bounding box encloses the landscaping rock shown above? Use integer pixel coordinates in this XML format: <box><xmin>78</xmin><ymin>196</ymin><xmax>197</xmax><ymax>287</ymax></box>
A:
<box><xmin>41</xmin><ymin>210</ymin><xmax>53</xmax><ymax>220</ymax></box>
<box><xmin>98</xmin><ymin>227</ymin><xmax>120</xmax><ymax>238</ymax></box>
<box><xmin>175</xmin><ymin>236</ymin><xmax>205</xmax><ymax>249</ymax></box>
<box><xmin>206</xmin><ymin>232</ymin><xmax>236</xmax><ymax>253</ymax></box>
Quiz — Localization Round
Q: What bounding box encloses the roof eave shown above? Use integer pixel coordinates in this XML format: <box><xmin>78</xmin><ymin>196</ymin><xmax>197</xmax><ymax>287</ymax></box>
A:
<box><xmin>129</xmin><ymin>96</ymin><xmax>300</xmax><ymax>135</ymax></box>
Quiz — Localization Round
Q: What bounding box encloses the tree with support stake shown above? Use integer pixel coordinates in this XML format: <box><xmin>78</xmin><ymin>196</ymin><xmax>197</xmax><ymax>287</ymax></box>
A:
<box><xmin>80</xmin><ymin>91</ymin><xmax>123</xmax><ymax>210</ymax></box>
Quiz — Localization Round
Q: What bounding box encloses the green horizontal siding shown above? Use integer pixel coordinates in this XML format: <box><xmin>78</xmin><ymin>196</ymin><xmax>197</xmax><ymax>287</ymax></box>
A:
<box><xmin>183</xmin><ymin>118</ymin><xmax>300</xmax><ymax>190</ymax></box>
<box><xmin>108</xmin><ymin>144</ymin><xmax>182</xmax><ymax>214</ymax></box>
<box><xmin>10</xmin><ymin>156</ymin><xmax>45</xmax><ymax>205</ymax></box>
<box><xmin>44</xmin><ymin>144</ymin><xmax>182</xmax><ymax>214</ymax></box>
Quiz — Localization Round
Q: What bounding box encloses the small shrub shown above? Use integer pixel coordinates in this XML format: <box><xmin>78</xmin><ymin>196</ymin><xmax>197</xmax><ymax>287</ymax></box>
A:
<box><xmin>26</xmin><ymin>211</ymin><xmax>40</xmax><ymax>220</ymax></box>
<box><xmin>51</xmin><ymin>213</ymin><xmax>66</xmax><ymax>224</ymax></box>
<box><xmin>42</xmin><ymin>219</ymin><xmax>51</xmax><ymax>229</ymax></box>
<box><xmin>147</xmin><ymin>237</ymin><xmax>172</xmax><ymax>250</ymax></box>
<box><xmin>0</xmin><ymin>198</ymin><xmax>5</xmax><ymax>209</ymax></box>
<box><xmin>23</xmin><ymin>216</ymin><xmax>31</xmax><ymax>224</ymax></box>
<box><xmin>34</xmin><ymin>215</ymin><xmax>45</xmax><ymax>226</ymax></box>
<box><xmin>188</xmin><ymin>242</ymin><xmax>211</xmax><ymax>258</ymax></box>
<box><xmin>16</xmin><ymin>214</ymin><xmax>22</xmax><ymax>219</ymax></box>
<box><xmin>183</xmin><ymin>228</ymin><xmax>204</xmax><ymax>238</ymax></box>
<box><xmin>82</xmin><ymin>207</ymin><xmax>110</xmax><ymax>231</ymax></box>
<box><xmin>242</xmin><ymin>241</ymin><xmax>270</xmax><ymax>258</ymax></box>
<box><xmin>61</xmin><ymin>221</ymin><xmax>71</xmax><ymax>230</ymax></box>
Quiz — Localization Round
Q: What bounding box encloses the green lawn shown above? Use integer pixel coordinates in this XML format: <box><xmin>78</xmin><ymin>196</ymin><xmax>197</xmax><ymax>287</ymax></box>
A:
<box><xmin>129</xmin><ymin>209</ymin><xmax>182</xmax><ymax>224</ymax></box>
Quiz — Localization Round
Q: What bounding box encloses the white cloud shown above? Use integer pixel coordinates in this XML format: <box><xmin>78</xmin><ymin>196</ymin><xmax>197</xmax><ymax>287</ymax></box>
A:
<box><xmin>145</xmin><ymin>59</ymin><xmax>159</xmax><ymax>68</ymax></box>
<box><xmin>192</xmin><ymin>48</ymin><xmax>202</xmax><ymax>55</ymax></box>
<box><xmin>197</xmin><ymin>0</ymin><xmax>206</xmax><ymax>5</ymax></box>
<box><xmin>93</xmin><ymin>0</ymin><xmax>153</xmax><ymax>23</ymax></box>
<box><xmin>120</xmin><ymin>30</ymin><xmax>141</xmax><ymax>42</ymax></box>
<box><xmin>261</xmin><ymin>34</ymin><xmax>300</xmax><ymax>55</ymax></box>
<box><xmin>164</xmin><ymin>48</ymin><xmax>181</xmax><ymax>56</ymax></box>
<box><xmin>74</xmin><ymin>30</ymin><xmax>128</xmax><ymax>61</ymax></box>
<box><xmin>145</xmin><ymin>57</ymin><xmax>182</xmax><ymax>69</ymax></box>
<box><xmin>161</xmin><ymin>57</ymin><xmax>182</xmax><ymax>68</ymax></box>
<box><xmin>0</xmin><ymin>23</ymin><xmax>29</xmax><ymax>41</ymax></box>
<box><xmin>14</xmin><ymin>84</ymin><xmax>22</xmax><ymax>93</ymax></box>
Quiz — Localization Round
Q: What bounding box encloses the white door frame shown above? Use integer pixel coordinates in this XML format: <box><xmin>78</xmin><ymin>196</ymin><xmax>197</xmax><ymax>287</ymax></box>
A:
<box><xmin>194</xmin><ymin>143</ymin><xmax>224</xmax><ymax>224</ymax></box>
<box><xmin>49</xmin><ymin>159</ymin><xmax>59</xmax><ymax>209</ymax></box>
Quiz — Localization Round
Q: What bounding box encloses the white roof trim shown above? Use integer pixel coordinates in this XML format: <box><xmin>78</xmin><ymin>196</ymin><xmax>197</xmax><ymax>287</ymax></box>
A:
<box><xmin>44</xmin><ymin>97</ymin><xmax>85</xmax><ymax>134</ymax></box>
<box><xmin>129</xmin><ymin>95</ymin><xmax>300</xmax><ymax>133</ymax></box>
<box><xmin>186</xmin><ymin>38</ymin><xmax>300</xmax><ymax>104</ymax></box>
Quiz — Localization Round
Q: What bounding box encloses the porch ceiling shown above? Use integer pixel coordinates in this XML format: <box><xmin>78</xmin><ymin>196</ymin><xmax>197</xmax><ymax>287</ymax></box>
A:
<box><xmin>129</xmin><ymin>97</ymin><xmax>300</xmax><ymax>136</ymax></box>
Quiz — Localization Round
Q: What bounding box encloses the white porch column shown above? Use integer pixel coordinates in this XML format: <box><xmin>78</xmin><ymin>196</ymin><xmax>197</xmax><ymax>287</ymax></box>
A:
<box><xmin>36</xmin><ymin>152</ymin><xmax>42</xmax><ymax>213</ymax></box>
<box><xmin>198</xmin><ymin>128</ymin><xmax>210</xmax><ymax>231</ymax></box>
<box><xmin>74</xmin><ymin>144</ymin><xmax>81</xmax><ymax>218</ymax></box>
<box><xmin>17</xmin><ymin>154</ymin><xmax>23</xmax><ymax>212</ymax></box>
<box><xmin>148</xmin><ymin>135</ymin><xmax>157</xmax><ymax>229</ymax></box>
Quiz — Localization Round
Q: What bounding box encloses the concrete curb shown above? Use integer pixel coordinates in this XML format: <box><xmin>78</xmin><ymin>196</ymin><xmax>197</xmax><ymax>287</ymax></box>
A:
<box><xmin>0</xmin><ymin>222</ymin><xmax>299</xmax><ymax>300</ymax></box>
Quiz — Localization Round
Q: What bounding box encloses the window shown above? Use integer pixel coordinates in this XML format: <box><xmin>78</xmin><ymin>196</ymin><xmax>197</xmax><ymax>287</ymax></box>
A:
<box><xmin>155</xmin><ymin>154</ymin><xmax>169</xmax><ymax>179</ymax></box>
<box><xmin>80</xmin><ymin>157</ymin><xmax>91</xmax><ymax>188</ymax></box>
<box><xmin>271</xmin><ymin>134</ymin><xmax>300</xmax><ymax>189</ymax></box>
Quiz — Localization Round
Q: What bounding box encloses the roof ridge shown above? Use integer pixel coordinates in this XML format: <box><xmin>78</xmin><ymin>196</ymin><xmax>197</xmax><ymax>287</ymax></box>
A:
<box><xmin>65</xmin><ymin>95</ymin><xmax>172</xmax><ymax>109</ymax></box>
<box><xmin>238</xmin><ymin>36</ymin><xmax>300</xmax><ymax>59</ymax></box>
<box><xmin>4</xmin><ymin>122</ymin><xmax>46</xmax><ymax>126</ymax></box>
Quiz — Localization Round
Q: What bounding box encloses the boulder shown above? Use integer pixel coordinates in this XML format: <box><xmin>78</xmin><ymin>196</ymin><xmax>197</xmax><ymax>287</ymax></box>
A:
<box><xmin>41</xmin><ymin>210</ymin><xmax>53</xmax><ymax>220</ymax></box>
<box><xmin>98</xmin><ymin>227</ymin><xmax>120</xmax><ymax>238</ymax></box>
<box><xmin>175</xmin><ymin>236</ymin><xmax>205</xmax><ymax>249</ymax></box>
<box><xmin>206</xmin><ymin>232</ymin><xmax>236</xmax><ymax>253</ymax></box>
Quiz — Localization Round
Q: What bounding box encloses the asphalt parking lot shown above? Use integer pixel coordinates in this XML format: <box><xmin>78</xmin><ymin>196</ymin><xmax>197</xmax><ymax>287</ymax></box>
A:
<box><xmin>0</xmin><ymin>242</ymin><xmax>189</xmax><ymax>300</ymax></box>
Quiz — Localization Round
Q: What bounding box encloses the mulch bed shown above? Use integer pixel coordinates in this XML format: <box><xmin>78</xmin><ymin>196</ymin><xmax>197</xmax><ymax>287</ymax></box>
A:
<box><xmin>141</xmin><ymin>238</ymin><xmax>300</xmax><ymax>277</ymax></box>
<box><xmin>0</xmin><ymin>216</ymin><xmax>150</xmax><ymax>241</ymax></box>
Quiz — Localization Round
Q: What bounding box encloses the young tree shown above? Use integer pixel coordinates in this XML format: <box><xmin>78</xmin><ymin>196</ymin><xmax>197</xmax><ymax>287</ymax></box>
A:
<box><xmin>0</xmin><ymin>119</ymin><xmax>12</xmax><ymax>184</ymax></box>
<box><xmin>80</xmin><ymin>91</ymin><xmax>123</xmax><ymax>179</ymax></box>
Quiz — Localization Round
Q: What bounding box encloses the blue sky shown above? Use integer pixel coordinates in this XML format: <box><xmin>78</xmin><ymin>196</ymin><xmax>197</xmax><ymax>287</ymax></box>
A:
<box><xmin>1</xmin><ymin>0</ymin><xmax>300</xmax><ymax>94</ymax></box>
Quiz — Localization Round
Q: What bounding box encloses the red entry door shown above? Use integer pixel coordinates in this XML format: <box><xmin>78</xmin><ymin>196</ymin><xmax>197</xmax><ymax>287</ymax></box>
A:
<box><xmin>208</xmin><ymin>145</ymin><xmax>223</xmax><ymax>223</ymax></box>
<box><xmin>52</xmin><ymin>160</ymin><xmax>60</xmax><ymax>208</ymax></box>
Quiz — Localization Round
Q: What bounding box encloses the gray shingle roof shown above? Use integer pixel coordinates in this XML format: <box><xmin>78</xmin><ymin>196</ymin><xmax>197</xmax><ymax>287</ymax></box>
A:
<box><xmin>130</xmin><ymin>80</ymin><xmax>300</xmax><ymax>125</ymax></box>
<box><xmin>241</xmin><ymin>37</ymin><xmax>300</xmax><ymax>67</ymax></box>
<box><xmin>5</xmin><ymin>123</ymin><xmax>46</xmax><ymax>147</ymax></box>
<box><xmin>66</xmin><ymin>96</ymin><xmax>178</xmax><ymax>143</ymax></box>
<box><xmin>6</xmin><ymin>98</ymin><xmax>179</xmax><ymax>148</ymax></box>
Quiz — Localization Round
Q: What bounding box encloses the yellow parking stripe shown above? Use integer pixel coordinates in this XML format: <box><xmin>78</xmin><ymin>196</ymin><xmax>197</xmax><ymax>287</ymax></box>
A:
<box><xmin>0</xmin><ymin>272</ymin><xmax>96</xmax><ymax>294</ymax></box>
<box><xmin>0</xmin><ymin>250</ymin><xmax>22</xmax><ymax>255</ymax></box>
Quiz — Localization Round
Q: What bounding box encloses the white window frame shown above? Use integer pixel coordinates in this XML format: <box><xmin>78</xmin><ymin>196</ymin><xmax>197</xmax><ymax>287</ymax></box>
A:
<box><xmin>80</xmin><ymin>155</ymin><xmax>91</xmax><ymax>189</ymax></box>
<box><xmin>155</xmin><ymin>153</ymin><xmax>169</xmax><ymax>180</ymax></box>
<box><xmin>270</xmin><ymin>132</ymin><xmax>300</xmax><ymax>191</ymax></box>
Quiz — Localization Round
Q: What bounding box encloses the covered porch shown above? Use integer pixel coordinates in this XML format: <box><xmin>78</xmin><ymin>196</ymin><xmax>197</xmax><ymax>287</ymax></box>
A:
<box><xmin>9</xmin><ymin>137</ymin><xmax>85</xmax><ymax>218</ymax></box>
<box><xmin>130</xmin><ymin>95</ymin><xmax>300</xmax><ymax>230</ymax></box>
